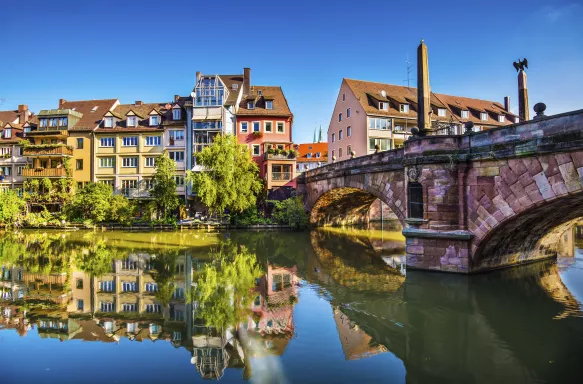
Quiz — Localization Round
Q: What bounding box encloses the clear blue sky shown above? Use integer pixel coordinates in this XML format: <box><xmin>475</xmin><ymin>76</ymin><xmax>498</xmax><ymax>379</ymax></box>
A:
<box><xmin>1</xmin><ymin>0</ymin><xmax>581</xmax><ymax>144</ymax></box>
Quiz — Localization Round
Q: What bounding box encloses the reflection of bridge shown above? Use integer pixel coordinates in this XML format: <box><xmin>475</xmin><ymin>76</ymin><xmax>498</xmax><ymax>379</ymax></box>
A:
<box><xmin>302</xmin><ymin>109</ymin><xmax>583</xmax><ymax>272</ymax></box>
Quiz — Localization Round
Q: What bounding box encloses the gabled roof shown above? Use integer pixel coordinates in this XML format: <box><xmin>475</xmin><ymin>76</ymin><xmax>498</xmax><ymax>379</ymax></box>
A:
<box><xmin>97</xmin><ymin>102</ymin><xmax>175</xmax><ymax>132</ymax></box>
<box><xmin>237</xmin><ymin>86</ymin><xmax>293</xmax><ymax>117</ymax></box>
<box><xmin>296</xmin><ymin>142</ymin><xmax>328</xmax><ymax>163</ymax></box>
<box><xmin>344</xmin><ymin>78</ymin><xmax>518</xmax><ymax>127</ymax></box>
<box><xmin>0</xmin><ymin>110</ymin><xmax>20</xmax><ymax>126</ymax></box>
<box><xmin>59</xmin><ymin>99</ymin><xmax>119</xmax><ymax>131</ymax></box>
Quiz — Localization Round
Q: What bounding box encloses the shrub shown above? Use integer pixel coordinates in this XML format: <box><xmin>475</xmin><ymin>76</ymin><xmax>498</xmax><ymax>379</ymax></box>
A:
<box><xmin>269</xmin><ymin>196</ymin><xmax>309</xmax><ymax>229</ymax></box>
<box><xmin>230</xmin><ymin>206</ymin><xmax>270</xmax><ymax>226</ymax></box>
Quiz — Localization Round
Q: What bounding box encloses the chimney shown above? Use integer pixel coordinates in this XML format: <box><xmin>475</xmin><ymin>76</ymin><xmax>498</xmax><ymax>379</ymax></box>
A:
<box><xmin>416</xmin><ymin>40</ymin><xmax>431</xmax><ymax>135</ymax></box>
<box><xmin>135</xmin><ymin>101</ymin><xmax>143</xmax><ymax>106</ymax></box>
<box><xmin>195</xmin><ymin>71</ymin><xmax>201</xmax><ymax>82</ymax></box>
<box><xmin>504</xmin><ymin>96</ymin><xmax>510</xmax><ymax>112</ymax></box>
<box><xmin>243</xmin><ymin>67</ymin><xmax>251</xmax><ymax>94</ymax></box>
<box><xmin>17</xmin><ymin>104</ymin><xmax>30</xmax><ymax>124</ymax></box>
<box><xmin>59</xmin><ymin>99</ymin><xmax>66</xmax><ymax>108</ymax></box>
<box><xmin>174</xmin><ymin>95</ymin><xmax>180</xmax><ymax>103</ymax></box>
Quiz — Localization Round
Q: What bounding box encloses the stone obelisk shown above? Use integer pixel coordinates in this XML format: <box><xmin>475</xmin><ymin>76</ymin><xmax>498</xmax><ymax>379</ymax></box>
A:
<box><xmin>417</xmin><ymin>39</ymin><xmax>431</xmax><ymax>136</ymax></box>
<box><xmin>518</xmin><ymin>70</ymin><xmax>529</xmax><ymax>122</ymax></box>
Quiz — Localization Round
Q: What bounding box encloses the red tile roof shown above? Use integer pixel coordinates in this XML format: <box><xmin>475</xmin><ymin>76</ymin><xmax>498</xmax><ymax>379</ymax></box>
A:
<box><xmin>237</xmin><ymin>86</ymin><xmax>293</xmax><ymax>117</ymax></box>
<box><xmin>295</xmin><ymin>142</ymin><xmax>328</xmax><ymax>163</ymax></box>
<box><xmin>96</xmin><ymin>101</ymin><xmax>185</xmax><ymax>133</ymax></box>
<box><xmin>0</xmin><ymin>110</ymin><xmax>20</xmax><ymax>126</ymax></box>
<box><xmin>344</xmin><ymin>79</ymin><xmax>518</xmax><ymax>127</ymax></box>
<box><xmin>60</xmin><ymin>99</ymin><xmax>119</xmax><ymax>131</ymax></box>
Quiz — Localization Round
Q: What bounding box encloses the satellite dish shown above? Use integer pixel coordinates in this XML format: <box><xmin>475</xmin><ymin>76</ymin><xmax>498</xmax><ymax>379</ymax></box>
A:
<box><xmin>190</xmin><ymin>92</ymin><xmax>195</xmax><ymax>98</ymax></box>
<box><xmin>380</xmin><ymin>90</ymin><xmax>387</xmax><ymax>98</ymax></box>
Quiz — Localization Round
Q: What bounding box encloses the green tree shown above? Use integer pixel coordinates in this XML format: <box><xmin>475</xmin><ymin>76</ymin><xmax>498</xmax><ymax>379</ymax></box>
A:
<box><xmin>192</xmin><ymin>241</ymin><xmax>263</xmax><ymax>331</ymax></box>
<box><xmin>186</xmin><ymin>134</ymin><xmax>262</xmax><ymax>215</ymax></box>
<box><xmin>66</xmin><ymin>182</ymin><xmax>113</xmax><ymax>223</ymax></box>
<box><xmin>270</xmin><ymin>196</ymin><xmax>309</xmax><ymax>229</ymax></box>
<box><xmin>0</xmin><ymin>190</ymin><xmax>26</xmax><ymax>226</ymax></box>
<box><xmin>150</xmin><ymin>151</ymin><xmax>179</xmax><ymax>219</ymax></box>
<box><xmin>108</xmin><ymin>194</ymin><xmax>136</xmax><ymax>225</ymax></box>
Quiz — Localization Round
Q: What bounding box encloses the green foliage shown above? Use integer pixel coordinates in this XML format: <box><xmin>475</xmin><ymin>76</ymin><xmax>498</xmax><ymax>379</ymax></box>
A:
<box><xmin>192</xmin><ymin>241</ymin><xmax>263</xmax><ymax>330</ymax></box>
<box><xmin>108</xmin><ymin>194</ymin><xmax>136</xmax><ymax>225</ymax></box>
<box><xmin>270</xmin><ymin>196</ymin><xmax>309</xmax><ymax>229</ymax></box>
<box><xmin>0</xmin><ymin>190</ymin><xmax>26</xmax><ymax>226</ymax></box>
<box><xmin>186</xmin><ymin>134</ymin><xmax>262</xmax><ymax>215</ymax></box>
<box><xmin>73</xmin><ymin>241</ymin><xmax>114</xmax><ymax>277</ymax></box>
<box><xmin>25</xmin><ymin>208</ymin><xmax>59</xmax><ymax>227</ymax></box>
<box><xmin>66</xmin><ymin>182</ymin><xmax>113</xmax><ymax>223</ymax></box>
<box><xmin>230</xmin><ymin>206</ymin><xmax>271</xmax><ymax>226</ymax></box>
<box><xmin>149</xmin><ymin>151</ymin><xmax>179</xmax><ymax>220</ymax></box>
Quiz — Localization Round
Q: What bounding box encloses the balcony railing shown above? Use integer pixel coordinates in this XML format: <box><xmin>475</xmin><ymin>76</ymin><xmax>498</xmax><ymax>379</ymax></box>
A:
<box><xmin>271</xmin><ymin>172</ymin><xmax>292</xmax><ymax>181</ymax></box>
<box><xmin>22</xmin><ymin>168</ymin><xmax>67</xmax><ymax>178</ymax></box>
<box><xmin>121</xmin><ymin>188</ymin><xmax>151</xmax><ymax>198</ymax></box>
<box><xmin>25</xmin><ymin>128</ymin><xmax>68</xmax><ymax>137</ymax></box>
<box><xmin>23</xmin><ymin>146</ymin><xmax>73</xmax><ymax>157</ymax></box>
<box><xmin>264</xmin><ymin>153</ymin><xmax>297</xmax><ymax>161</ymax></box>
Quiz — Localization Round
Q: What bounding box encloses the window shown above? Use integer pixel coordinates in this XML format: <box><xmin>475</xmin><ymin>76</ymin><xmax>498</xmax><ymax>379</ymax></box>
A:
<box><xmin>122</xmin><ymin>282</ymin><xmax>137</xmax><ymax>292</ymax></box>
<box><xmin>342</xmin><ymin>93</ymin><xmax>345</xmax><ymax>101</ymax></box>
<box><xmin>498</xmin><ymin>115</ymin><xmax>505</xmax><ymax>123</ymax></box>
<box><xmin>146</xmin><ymin>304</ymin><xmax>162</xmax><ymax>314</ymax></box>
<box><xmin>169</xmin><ymin>130</ymin><xmax>184</xmax><ymax>143</ymax></box>
<box><xmin>40</xmin><ymin>118</ymin><xmax>47</xmax><ymax>127</ymax></box>
<box><xmin>332</xmin><ymin>150</ymin><xmax>335</xmax><ymax>158</ymax></box>
<box><xmin>369</xmin><ymin>118</ymin><xmax>391</xmax><ymax>130</ymax></box>
<box><xmin>241</xmin><ymin>122</ymin><xmax>248</xmax><ymax>133</ymax></box>
<box><xmin>122</xmin><ymin>137</ymin><xmax>138</xmax><ymax>146</ymax></box>
<box><xmin>3</xmin><ymin>129</ymin><xmax>11</xmax><ymax>138</ymax></box>
<box><xmin>17</xmin><ymin>166</ymin><xmax>23</xmax><ymax>176</ymax></box>
<box><xmin>253</xmin><ymin>122</ymin><xmax>260</xmax><ymax>132</ymax></box>
<box><xmin>339</xmin><ymin>147</ymin><xmax>343</xmax><ymax>158</ymax></box>
<box><xmin>173</xmin><ymin>287</ymin><xmax>185</xmax><ymax>299</ymax></box>
<box><xmin>332</xmin><ymin>133</ymin><xmax>335</xmax><ymax>142</ymax></box>
<box><xmin>193</xmin><ymin>121</ymin><xmax>222</xmax><ymax>130</ymax></box>
<box><xmin>347</xmin><ymin>145</ymin><xmax>352</xmax><ymax>155</ymax></box>
<box><xmin>100</xmin><ymin>281</ymin><xmax>115</xmax><ymax>292</ymax></box>
<box><xmin>271</xmin><ymin>164</ymin><xmax>292</xmax><ymax>180</ymax></box>
<box><xmin>408</xmin><ymin>182</ymin><xmax>424</xmax><ymax>219</ymax></box>
<box><xmin>143</xmin><ymin>179</ymin><xmax>154</xmax><ymax>190</ymax></box>
<box><xmin>277</xmin><ymin>122</ymin><xmax>284</xmax><ymax>133</ymax></box>
<box><xmin>145</xmin><ymin>136</ymin><xmax>161</xmax><ymax>146</ymax></box>
<box><xmin>379</xmin><ymin>102</ymin><xmax>388</xmax><ymax>110</ymax></box>
<box><xmin>122</xmin><ymin>303</ymin><xmax>137</xmax><ymax>312</ymax></box>
<box><xmin>248</xmin><ymin>101</ymin><xmax>255</xmax><ymax>109</ymax></box>
<box><xmin>265</xmin><ymin>121</ymin><xmax>273</xmax><ymax>133</ymax></box>
<box><xmin>24</xmin><ymin>127</ymin><xmax>31</xmax><ymax>133</ymax></box>
<box><xmin>99</xmin><ymin>179</ymin><xmax>114</xmax><ymax>187</ymax></box>
<box><xmin>266</xmin><ymin>101</ymin><xmax>273</xmax><ymax>109</ymax></box>
<box><xmin>76</xmin><ymin>160</ymin><xmax>83</xmax><ymax>170</ymax></box>
<box><xmin>99</xmin><ymin>137</ymin><xmax>114</xmax><ymax>147</ymax></box>
<box><xmin>347</xmin><ymin>108</ymin><xmax>351</xmax><ymax>118</ymax></box>
<box><xmin>150</xmin><ymin>115</ymin><xmax>159</xmax><ymax>126</ymax></box>
<box><xmin>127</xmin><ymin>116</ymin><xmax>137</xmax><ymax>127</ymax></box>
<box><xmin>58</xmin><ymin>117</ymin><xmax>68</xmax><ymax>126</ymax></box>
<box><xmin>145</xmin><ymin>157</ymin><xmax>156</xmax><ymax>167</ymax></box>
<box><xmin>194</xmin><ymin>76</ymin><xmax>225</xmax><ymax>106</ymax></box>
<box><xmin>77</xmin><ymin>138</ymin><xmax>83</xmax><ymax>149</ymax></box>
<box><xmin>438</xmin><ymin>108</ymin><xmax>447</xmax><ymax>117</ymax></box>
<box><xmin>252</xmin><ymin>144</ymin><xmax>260</xmax><ymax>156</ymax></box>
<box><xmin>232</xmin><ymin>84</ymin><xmax>239</xmax><ymax>90</ymax></box>
<box><xmin>122</xmin><ymin>157</ymin><xmax>138</xmax><ymax>167</ymax></box>
<box><xmin>77</xmin><ymin>299</ymin><xmax>84</xmax><ymax>311</ymax></box>
<box><xmin>173</xmin><ymin>108</ymin><xmax>181</xmax><ymax>120</ymax></box>
<box><xmin>100</xmin><ymin>302</ymin><xmax>114</xmax><ymax>312</ymax></box>
<box><xmin>174</xmin><ymin>175</ymin><xmax>185</xmax><ymax>186</ymax></box>
<box><xmin>307</xmin><ymin>153</ymin><xmax>312</xmax><ymax>159</ymax></box>
<box><xmin>369</xmin><ymin>138</ymin><xmax>391</xmax><ymax>151</ymax></box>
<box><xmin>104</xmin><ymin>117</ymin><xmax>113</xmax><ymax>127</ymax></box>
<box><xmin>461</xmin><ymin>110</ymin><xmax>469</xmax><ymax>119</ymax></box>
<box><xmin>100</xmin><ymin>157</ymin><xmax>115</xmax><ymax>168</ymax></box>
<box><xmin>399</xmin><ymin>104</ymin><xmax>409</xmax><ymax>113</ymax></box>
<box><xmin>168</xmin><ymin>151</ymin><xmax>185</xmax><ymax>162</ymax></box>
<box><xmin>258</xmin><ymin>90</ymin><xmax>263</xmax><ymax>96</ymax></box>
<box><xmin>121</xmin><ymin>180</ymin><xmax>138</xmax><ymax>196</ymax></box>
<box><xmin>338</xmin><ymin>113</ymin><xmax>343</xmax><ymax>122</ymax></box>
<box><xmin>514</xmin><ymin>116</ymin><xmax>520</xmax><ymax>123</ymax></box>
<box><xmin>316</xmin><ymin>152</ymin><xmax>321</xmax><ymax>158</ymax></box>
<box><xmin>481</xmin><ymin>112</ymin><xmax>488</xmax><ymax>121</ymax></box>
<box><xmin>49</xmin><ymin>118</ymin><xmax>57</xmax><ymax>127</ymax></box>
<box><xmin>347</xmin><ymin>126</ymin><xmax>352</xmax><ymax>137</ymax></box>
<box><xmin>75</xmin><ymin>279</ymin><xmax>83</xmax><ymax>289</ymax></box>
<box><xmin>339</xmin><ymin>130</ymin><xmax>343</xmax><ymax>140</ymax></box>
<box><xmin>145</xmin><ymin>282</ymin><xmax>158</xmax><ymax>292</ymax></box>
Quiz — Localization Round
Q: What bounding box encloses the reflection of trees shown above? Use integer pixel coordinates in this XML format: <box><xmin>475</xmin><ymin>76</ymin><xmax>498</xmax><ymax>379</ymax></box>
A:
<box><xmin>73</xmin><ymin>241</ymin><xmax>116</xmax><ymax>277</ymax></box>
<box><xmin>151</xmin><ymin>250</ymin><xmax>178</xmax><ymax>308</ymax></box>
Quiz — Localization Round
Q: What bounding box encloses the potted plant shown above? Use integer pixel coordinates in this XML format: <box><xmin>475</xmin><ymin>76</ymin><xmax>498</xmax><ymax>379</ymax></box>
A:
<box><xmin>252</xmin><ymin>131</ymin><xmax>263</xmax><ymax>139</ymax></box>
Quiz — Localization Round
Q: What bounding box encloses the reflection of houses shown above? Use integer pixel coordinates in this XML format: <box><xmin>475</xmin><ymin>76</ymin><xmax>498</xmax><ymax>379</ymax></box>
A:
<box><xmin>333</xmin><ymin>307</ymin><xmax>387</xmax><ymax>360</ymax></box>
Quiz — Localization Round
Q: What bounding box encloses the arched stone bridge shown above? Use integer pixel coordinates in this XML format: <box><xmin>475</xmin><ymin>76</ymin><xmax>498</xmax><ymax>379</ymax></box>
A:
<box><xmin>299</xmin><ymin>109</ymin><xmax>583</xmax><ymax>273</ymax></box>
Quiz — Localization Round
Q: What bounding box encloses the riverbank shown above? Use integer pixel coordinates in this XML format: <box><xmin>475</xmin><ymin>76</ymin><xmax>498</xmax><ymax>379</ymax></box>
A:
<box><xmin>16</xmin><ymin>223</ymin><xmax>295</xmax><ymax>231</ymax></box>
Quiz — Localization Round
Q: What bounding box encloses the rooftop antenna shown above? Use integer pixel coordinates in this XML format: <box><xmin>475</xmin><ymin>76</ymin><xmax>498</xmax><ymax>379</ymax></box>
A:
<box><xmin>403</xmin><ymin>53</ymin><xmax>414</xmax><ymax>89</ymax></box>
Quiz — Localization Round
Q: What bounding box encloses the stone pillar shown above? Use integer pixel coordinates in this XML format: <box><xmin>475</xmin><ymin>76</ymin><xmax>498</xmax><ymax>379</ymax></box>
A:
<box><xmin>417</xmin><ymin>40</ymin><xmax>431</xmax><ymax>135</ymax></box>
<box><xmin>518</xmin><ymin>70</ymin><xmax>529</xmax><ymax>122</ymax></box>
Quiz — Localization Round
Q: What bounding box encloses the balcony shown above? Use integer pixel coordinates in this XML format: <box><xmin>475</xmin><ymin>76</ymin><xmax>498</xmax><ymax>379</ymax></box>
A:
<box><xmin>271</xmin><ymin>172</ymin><xmax>292</xmax><ymax>181</ymax></box>
<box><xmin>23</xmin><ymin>146</ymin><xmax>73</xmax><ymax>157</ymax></box>
<box><xmin>22</xmin><ymin>168</ymin><xmax>67</xmax><ymax>178</ymax></box>
<box><xmin>264</xmin><ymin>153</ymin><xmax>297</xmax><ymax>161</ymax></box>
<box><xmin>25</xmin><ymin>128</ymin><xmax>68</xmax><ymax>137</ymax></box>
<box><xmin>121</xmin><ymin>188</ymin><xmax>151</xmax><ymax>199</ymax></box>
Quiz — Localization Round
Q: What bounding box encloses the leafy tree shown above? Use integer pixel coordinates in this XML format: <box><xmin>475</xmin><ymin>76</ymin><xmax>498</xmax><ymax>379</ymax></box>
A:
<box><xmin>192</xmin><ymin>241</ymin><xmax>263</xmax><ymax>330</ymax></box>
<box><xmin>186</xmin><ymin>134</ymin><xmax>262</xmax><ymax>215</ymax></box>
<box><xmin>150</xmin><ymin>151</ymin><xmax>179</xmax><ymax>219</ymax></box>
<box><xmin>0</xmin><ymin>190</ymin><xmax>26</xmax><ymax>226</ymax></box>
<box><xmin>66</xmin><ymin>182</ymin><xmax>113</xmax><ymax>223</ymax></box>
<box><xmin>108</xmin><ymin>194</ymin><xmax>136</xmax><ymax>224</ymax></box>
<box><xmin>270</xmin><ymin>196</ymin><xmax>309</xmax><ymax>229</ymax></box>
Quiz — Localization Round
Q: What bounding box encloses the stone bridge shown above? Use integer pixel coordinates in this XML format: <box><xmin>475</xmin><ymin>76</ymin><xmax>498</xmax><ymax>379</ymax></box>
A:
<box><xmin>300</xmin><ymin>109</ymin><xmax>583</xmax><ymax>273</ymax></box>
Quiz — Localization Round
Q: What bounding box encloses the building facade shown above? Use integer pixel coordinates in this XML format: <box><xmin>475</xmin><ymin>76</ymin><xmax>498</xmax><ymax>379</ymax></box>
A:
<box><xmin>0</xmin><ymin>105</ymin><xmax>33</xmax><ymax>192</ymax></box>
<box><xmin>327</xmin><ymin>79</ymin><xmax>520</xmax><ymax>162</ymax></box>
<box><xmin>295</xmin><ymin>142</ymin><xmax>328</xmax><ymax>173</ymax></box>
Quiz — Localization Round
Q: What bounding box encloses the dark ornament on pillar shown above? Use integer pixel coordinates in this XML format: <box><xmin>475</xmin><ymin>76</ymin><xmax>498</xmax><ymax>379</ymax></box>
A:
<box><xmin>374</xmin><ymin>144</ymin><xmax>380</xmax><ymax>154</ymax></box>
<box><xmin>407</xmin><ymin>165</ymin><xmax>421</xmax><ymax>182</ymax></box>
<box><xmin>464</xmin><ymin>121</ymin><xmax>474</xmax><ymax>134</ymax></box>
<box><xmin>410</xmin><ymin>127</ymin><xmax>420</xmax><ymax>137</ymax></box>
<box><xmin>533</xmin><ymin>102</ymin><xmax>546</xmax><ymax>120</ymax></box>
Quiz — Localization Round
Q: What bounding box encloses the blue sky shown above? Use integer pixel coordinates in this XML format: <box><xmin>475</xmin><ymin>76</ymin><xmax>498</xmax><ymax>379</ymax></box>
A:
<box><xmin>0</xmin><ymin>0</ymin><xmax>581</xmax><ymax>144</ymax></box>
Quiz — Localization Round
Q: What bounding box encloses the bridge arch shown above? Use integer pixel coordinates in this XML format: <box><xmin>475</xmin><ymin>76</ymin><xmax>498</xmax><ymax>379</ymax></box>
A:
<box><xmin>471</xmin><ymin>152</ymin><xmax>583</xmax><ymax>271</ymax></box>
<box><xmin>305</xmin><ymin>172</ymin><xmax>407</xmax><ymax>226</ymax></box>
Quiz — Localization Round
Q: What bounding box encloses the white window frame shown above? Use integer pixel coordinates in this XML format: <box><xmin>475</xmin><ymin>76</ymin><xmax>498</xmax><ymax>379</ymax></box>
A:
<box><xmin>480</xmin><ymin>112</ymin><xmax>488</xmax><ymax>121</ymax></box>
<box><xmin>265</xmin><ymin>101</ymin><xmax>273</xmax><ymax>110</ymax></box>
<box><xmin>122</xmin><ymin>157</ymin><xmax>138</xmax><ymax>168</ymax></box>
<box><xmin>145</xmin><ymin>157</ymin><xmax>156</xmax><ymax>167</ymax></box>
<box><xmin>247</xmin><ymin>101</ymin><xmax>255</xmax><ymax>110</ymax></box>
<box><xmin>145</xmin><ymin>136</ymin><xmax>161</xmax><ymax>146</ymax></box>
<box><xmin>461</xmin><ymin>110</ymin><xmax>469</xmax><ymax>119</ymax></box>
<box><xmin>264</xmin><ymin>121</ymin><xmax>273</xmax><ymax>133</ymax></box>
<box><xmin>3</xmin><ymin>129</ymin><xmax>11</xmax><ymax>138</ymax></box>
<box><xmin>399</xmin><ymin>104</ymin><xmax>409</xmax><ymax>113</ymax></box>
<box><xmin>251</xmin><ymin>144</ymin><xmax>260</xmax><ymax>156</ymax></box>
<box><xmin>122</xmin><ymin>136</ymin><xmax>138</xmax><ymax>146</ymax></box>
<box><xmin>276</xmin><ymin>122</ymin><xmax>284</xmax><ymax>133</ymax></box>
<box><xmin>100</xmin><ymin>137</ymin><xmax>115</xmax><ymax>147</ymax></box>
<box><xmin>240</xmin><ymin>122</ymin><xmax>248</xmax><ymax>133</ymax></box>
<box><xmin>498</xmin><ymin>115</ymin><xmax>505</xmax><ymax>123</ymax></box>
<box><xmin>174</xmin><ymin>175</ymin><xmax>185</xmax><ymax>186</ymax></box>
<box><xmin>99</xmin><ymin>157</ymin><xmax>115</xmax><ymax>168</ymax></box>
<box><xmin>347</xmin><ymin>126</ymin><xmax>352</xmax><ymax>137</ymax></box>
<box><xmin>379</xmin><ymin>102</ymin><xmax>388</xmax><ymax>111</ymax></box>
<box><xmin>169</xmin><ymin>151</ymin><xmax>185</xmax><ymax>162</ymax></box>
<box><xmin>252</xmin><ymin>121</ymin><xmax>260</xmax><ymax>132</ymax></box>
<box><xmin>438</xmin><ymin>108</ymin><xmax>446</xmax><ymax>117</ymax></box>
<box><xmin>103</xmin><ymin>117</ymin><xmax>113</xmax><ymax>128</ymax></box>
<box><xmin>149</xmin><ymin>115</ymin><xmax>160</xmax><ymax>126</ymax></box>
<box><xmin>172</xmin><ymin>108</ymin><xmax>181</xmax><ymax>120</ymax></box>
<box><xmin>127</xmin><ymin>116</ymin><xmax>137</xmax><ymax>127</ymax></box>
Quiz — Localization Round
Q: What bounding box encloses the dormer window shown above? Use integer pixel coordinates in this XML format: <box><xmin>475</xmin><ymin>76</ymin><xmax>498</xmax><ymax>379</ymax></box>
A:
<box><xmin>104</xmin><ymin>117</ymin><xmax>113</xmax><ymax>128</ymax></box>
<box><xmin>49</xmin><ymin>118</ymin><xmax>57</xmax><ymax>127</ymax></box>
<box><xmin>316</xmin><ymin>152</ymin><xmax>321</xmax><ymax>158</ymax></box>
<box><xmin>247</xmin><ymin>101</ymin><xmax>255</xmax><ymax>110</ymax></box>
<box><xmin>438</xmin><ymin>108</ymin><xmax>446</xmax><ymax>117</ymax></box>
<box><xmin>232</xmin><ymin>84</ymin><xmax>238</xmax><ymax>90</ymax></box>
<box><xmin>258</xmin><ymin>90</ymin><xmax>263</xmax><ymax>96</ymax></box>
<box><xmin>265</xmin><ymin>101</ymin><xmax>273</xmax><ymax>110</ymax></box>
<box><xmin>59</xmin><ymin>117</ymin><xmax>68</xmax><ymax>126</ymax></box>
<box><xmin>150</xmin><ymin>115</ymin><xmax>160</xmax><ymax>126</ymax></box>
<box><xmin>461</xmin><ymin>110</ymin><xmax>469</xmax><ymax>119</ymax></box>
<box><xmin>40</xmin><ymin>119</ymin><xmax>47</xmax><ymax>127</ymax></box>
<box><xmin>3</xmin><ymin>128</ymin><xmax>11</xmax><ymax>138</ymax></box>
<box><xmin>307</xmin><ymin>153</ymin><xmax>312</xmax><ymax>159</ymax></box>
<box><xmin>480</xmin><ymin>112</ymin><xmax>488</xmax><ymax>121</ymax></box>
<box><xmin>127</xmin><ymin>116</ymin><xmax>137</xmax><ymax>127</ymax></box>
<box><xmin>379</xmin><ymin>102</ymin><xmax>388</xmax><ymax>111</ymax></box>
<box><xmin>399</xmin><ymin>104</ymin><xmax>409</xmax><ymax>113</ymax></box>
<box><xmin>498</xmin><ymin>115</ymin><xmax>505</xmax><ymax>123</ymax></box>
<box><xmin>24</xmin><ymin>127</ymin><xmax>31</xmax><ymax>133</ymax></box>
<box><xmin>173</xmin><ymin>108</ymin><xmax>181</xmax><ymax>120</ymax></box>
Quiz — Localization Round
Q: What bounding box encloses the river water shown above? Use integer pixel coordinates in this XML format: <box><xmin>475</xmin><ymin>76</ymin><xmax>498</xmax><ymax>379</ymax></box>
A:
<box><xmin>1</xmin><ymin>225</ymin><xmax>582</xmax><ymax>383</ymax></box>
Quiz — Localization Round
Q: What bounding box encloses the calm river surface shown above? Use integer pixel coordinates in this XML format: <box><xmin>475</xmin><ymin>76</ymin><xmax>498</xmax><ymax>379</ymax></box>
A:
<box><xmin>1</xmin><ymin>225</ymin><xmax>583</xmax><ymax>383</ymax></box>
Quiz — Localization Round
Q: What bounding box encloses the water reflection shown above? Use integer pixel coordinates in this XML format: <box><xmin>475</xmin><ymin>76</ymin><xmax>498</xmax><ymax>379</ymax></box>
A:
<box><xmin>1</xmin><ymin>226</ymin><xmax>583</xmax><ymax>383</ymax></box>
